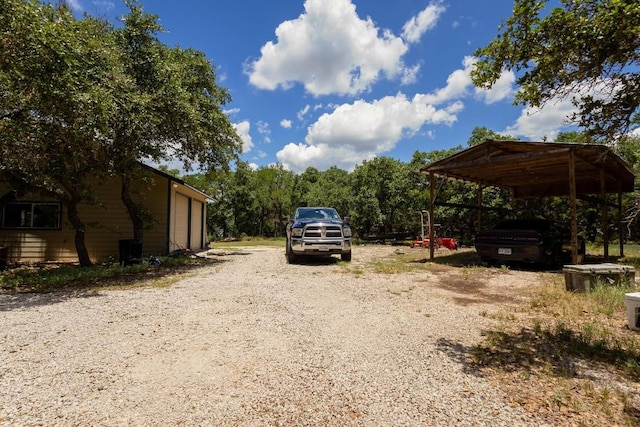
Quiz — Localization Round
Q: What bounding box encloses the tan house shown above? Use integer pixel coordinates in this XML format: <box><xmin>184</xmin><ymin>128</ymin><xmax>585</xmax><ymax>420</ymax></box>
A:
<box><xmin>0</xmin><ymin>166</ymin><xmax>210</xmax><ymax>264</ymax></box>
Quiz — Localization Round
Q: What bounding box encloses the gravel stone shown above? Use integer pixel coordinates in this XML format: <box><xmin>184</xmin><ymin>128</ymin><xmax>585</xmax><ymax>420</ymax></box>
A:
<box><xmin>0</xmin><ymin>246</ymin><xmax>552</xmax><ymax>426</ymax></box>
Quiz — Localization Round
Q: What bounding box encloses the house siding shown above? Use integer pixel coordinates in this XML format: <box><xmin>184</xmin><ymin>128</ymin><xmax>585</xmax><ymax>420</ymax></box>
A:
<box><xmin>0</xmin><ymin>169</ymin><xmax>208</xmax><ymax>264</ymax></box>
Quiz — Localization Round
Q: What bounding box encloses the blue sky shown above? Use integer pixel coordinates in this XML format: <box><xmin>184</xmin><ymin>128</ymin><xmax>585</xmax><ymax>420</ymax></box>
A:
<box><xmin>69</xmin><ymin>0</ymin><xmax>580</xmax><ymax>173</ymax></box>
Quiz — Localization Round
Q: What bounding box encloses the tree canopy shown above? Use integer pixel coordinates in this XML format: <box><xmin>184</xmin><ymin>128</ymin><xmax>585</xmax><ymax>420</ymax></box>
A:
<box><xmin>0</xmin><ymin>0</ymin><xmax>241</xmax><ymax>265</ymax></box>
<box><xmin>471</xmin><ymin>0</ymin><xmax>640</xmax><ymax>141</ymax></box>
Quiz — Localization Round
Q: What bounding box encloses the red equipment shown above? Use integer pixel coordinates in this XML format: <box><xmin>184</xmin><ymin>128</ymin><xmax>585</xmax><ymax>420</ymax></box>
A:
<box><xmin>411</xmin><ymin>210</ymin><xmax>458</xmax><ymax>250</ymax></box>
<box><xmin>410</xmin><ymin>236</ymin><xmax>458</xmax><ymax>250</ymax></box>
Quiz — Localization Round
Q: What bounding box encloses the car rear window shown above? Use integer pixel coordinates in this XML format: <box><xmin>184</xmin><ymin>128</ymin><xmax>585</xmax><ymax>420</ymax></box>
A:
<box><xmin>493</xmin><ymin>220</ymin><xmax>551</xmax><ymax>232</ymax></box>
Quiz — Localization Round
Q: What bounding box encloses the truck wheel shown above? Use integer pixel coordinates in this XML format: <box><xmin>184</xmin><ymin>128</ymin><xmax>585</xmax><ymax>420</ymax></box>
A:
<box><xmin>286</xmin><ymin>240</ymin><xmax>298</xmax><ymax>264</ymax></box>
<box><xmin>341</xmin><ymin>251</ymin><xmax>352</xmax><ymax>262</ymax></box>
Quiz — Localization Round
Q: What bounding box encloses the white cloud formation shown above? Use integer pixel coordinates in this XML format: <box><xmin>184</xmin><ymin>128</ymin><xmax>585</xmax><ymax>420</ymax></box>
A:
<box><xmin>66</xmin><ymin>0</ymin><xmax>83</xmax><ymax>11</ymax></box>
<box><xmin>297</xmin><ymin>105</ymin><xmax>311</xmax><ymax>121</ymax></box>
<box><xmin>275</xmin><ymin>56</ymin><xmax>518</xmax><ymax>172</ymax></box>
<box><xmin>277</xmin><ymin>93</ymin><xmax>460</xmax><ymax>172</ymax></box>
<box><xmin>247</xmin><ymin>0</ymin><xmax>416</xmax><ymax>96</ymax></box>
<box><xmin>503</xmin><ymin>79</ymin><xmax>619</xmax><ymax>141</ymax></box>
<box><xmin>280</xmin><ymin>119</ymin><xmax>292</xmax><ymax>129</ymax></box>
<box><xmin>503</xmin><ymin>101</ymin><xmax>575</xmax><ymax>141</ymax></box>
<box><xmin>420</xmin><ymin>56</ymin><xmax>514</xmax><ymax>105</ymax></box>
<box><xmin>224</xmin><ymin>107</ymin><xmax>240</xmax><ymax>116</ymax></box>
<box><xmin>402</xmin><ymin>2</ymin><xmax>446</xmax><ymax>43</ymax></box>
<box><xmin>256</xmin><ymin>120</ymin><xmax>270</xmax><ymax>135</ymax></box>
<box><xmin>92</xmin><ymin>1</ymin><xmax>115</xmax><ymax>11</ymax></box>
<box><xmin>232</xmin><ymin>121</ymin><xmax>254</xmax><ymax>154</ymax></box>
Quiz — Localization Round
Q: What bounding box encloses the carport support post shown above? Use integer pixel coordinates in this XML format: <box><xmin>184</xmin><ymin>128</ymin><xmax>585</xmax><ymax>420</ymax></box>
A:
<box><xmin>476</xmin><ymin>185</ymin><xmax>483</xmax><ymax>231</ymax></box>
<box><xmin>601</xmin><ymin>169</ymin><xmax>609</xmax><ymax>260</ymax></box>
<box><xmin>619</xmin><ymin>189</ymin><xmax>624</xmax><ymax>257</ymax></box>
<box><xmin>429</xmin><ymin>172</ymin><xmax>435</xmax><ymax>261</ymax></box>
<box><xmin>569</xmin><ymin>149</ymin><xmax>579</xmax><ymax>264</ymax></box>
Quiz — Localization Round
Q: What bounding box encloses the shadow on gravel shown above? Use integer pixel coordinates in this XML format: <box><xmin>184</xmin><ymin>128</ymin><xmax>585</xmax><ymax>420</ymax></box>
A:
<box><xmin>436</xmin><ymin>326</ymin><xmax>640</xmax><ymax>381</ymax></box>
<box><xmin>0</xmin><ymin>290</ymin><xmax>106</xmax><ymax>312</ymax></box>
<box><xmin>0</xmin><ymin>257</ymin><xmax>229</xmax><ymax>312</ymax></box>
<box><xmin>284</xmin><ymin>256</ymin><xmax>341</xmax><ymax>266</ymax></box>
<box><xmin>435</xmin><ymin>338</ymin><xmax>481</xmax><ymax>373</ymax></box>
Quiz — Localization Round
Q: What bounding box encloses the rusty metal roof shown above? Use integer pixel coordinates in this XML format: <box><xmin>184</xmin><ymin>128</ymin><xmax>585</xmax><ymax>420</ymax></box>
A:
<box><xmin>421</xmin><ymin>140</ymin><xmax>637</xmax><ymax>198</ymax></box>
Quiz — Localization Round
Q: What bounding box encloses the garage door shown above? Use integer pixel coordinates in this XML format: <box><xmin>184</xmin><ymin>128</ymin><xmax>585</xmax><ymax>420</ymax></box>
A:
<box><xmin>172</xmin><ymin>193</ymin><xmax>189</xmax><ymax>251</ymax></box>
<box><xmin>190</xmin><ymin>200</ymin><xmax>204</xmax><ymax>250</ymax></box>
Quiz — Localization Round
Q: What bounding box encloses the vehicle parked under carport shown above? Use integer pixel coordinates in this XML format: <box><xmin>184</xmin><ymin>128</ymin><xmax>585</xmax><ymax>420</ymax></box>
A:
<box><xmin>474</xmin><ymin>219</ymin><xmax>585</xmax><ymax>267</ymax></box>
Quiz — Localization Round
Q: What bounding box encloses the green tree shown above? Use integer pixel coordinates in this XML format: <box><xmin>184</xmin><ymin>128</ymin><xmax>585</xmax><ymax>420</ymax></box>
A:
<box><xmin>254</xmin><ymin>164</ymin><xmax>295</xmax><ymax>237</ymax></box>
<box><xmin>184</xmin><ymin>169</ymin><xmax>236</xmax><ymax>239</ymax></box>
<box><xmin>351</xmin><ymin>157</ymin><xmax>411</xmax><ymax>236</ymax></box>
<box><xmin>305</xmin><ymin>166</ymin><xmax>353</xmax><ymax>216</ymax></box>
<box><xmin>227</xmin><ymin>161</ymin><xmax>258</xmax><ymax>237</ymax></box>
<box><xmin>0</xmin><ymin>0</ymin><xmax>124</xmax><ymax>265</ymax></box>
<box><xmin>472</xmin><ymin>0</ymin><xmax>640</xmax><ymax>141</ymax></box>
<box><xmin>291</xmin><ymin>167</ymin><xmax>320</xmax><ymax>209</ymax></box>
<box><xmin>112</xmin><ymin>1</ymin><xmax>241</xmax><ymax>242</ymax></box>
<box><xmin>467</xmin><ymin>126</ymin><xmax>516</xmax><ymax>146</ymax></box>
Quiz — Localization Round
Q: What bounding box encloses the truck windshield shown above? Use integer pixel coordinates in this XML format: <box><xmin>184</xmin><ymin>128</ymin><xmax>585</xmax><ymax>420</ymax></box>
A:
<box><xmin>296</xmin><ymin>208</ymin><xmax>340</xmax><ymax>220</ymax></box>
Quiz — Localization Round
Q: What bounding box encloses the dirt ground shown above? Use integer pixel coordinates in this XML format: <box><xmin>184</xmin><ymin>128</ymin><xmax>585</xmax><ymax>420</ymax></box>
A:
<box><xmin>0</xmin><ymin>244</ymin><xmax>636</xmax><ymax>426</ymax></box>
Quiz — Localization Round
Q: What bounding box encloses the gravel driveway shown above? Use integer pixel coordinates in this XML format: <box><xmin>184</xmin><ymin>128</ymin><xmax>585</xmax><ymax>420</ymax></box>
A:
<box><xmin>0</xmin><ymin>245</ymin><xmax>551</xmax><ymax>426</ymax></box>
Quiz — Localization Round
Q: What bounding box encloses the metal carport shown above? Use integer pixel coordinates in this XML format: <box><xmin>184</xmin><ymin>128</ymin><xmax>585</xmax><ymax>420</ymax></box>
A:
<box><xmin>420</xmin><ymin>140</ymin><xmax>637</xmax><ymax>263</ymax></box>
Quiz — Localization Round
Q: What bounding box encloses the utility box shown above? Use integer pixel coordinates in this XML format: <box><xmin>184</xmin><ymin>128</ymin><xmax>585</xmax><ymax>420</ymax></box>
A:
<box><xmin>563</xmin><ymin>263</ymin><xmax>636</xmax><ymax>292</ymax></box>
<box><xmin>625</xmin><ymin>292</ymin><xmax>640</xmax><ymax>331</ymax></box>
<box><xmin>119</xmin><ymin>239</ymin><xmax>143</xmax><ymax>266</ymax></box>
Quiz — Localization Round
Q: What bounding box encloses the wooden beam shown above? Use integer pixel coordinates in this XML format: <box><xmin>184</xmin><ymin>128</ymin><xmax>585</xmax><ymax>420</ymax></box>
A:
<box><xmin>569</xmin><ymin>149</ymin><xmax>579</xmax><ymax>264</ymax></box>
<box><xmin>429</xmin><ymin>172</ymin><xmax>435</xmax><ymax>261</ymax></box>
<box><xmin>476</xmin><ymin>185</ymin><xmax>483</xmax><ymax>232</ymax></box>
<box><xmin>433</xmin><ymin>201</ymin><xmax>511</xmax><ymax>212</ymax></box>
<box><xmin>426</xmin><ymin>148</ymin><xmax>571</xmax><ymax>173</ymax></box>
<box><xmin>601</xmin><ymin>169</ymin><xmax>609</xmax><ymax>260</ymax></box>
<box><xmin>619</xmin><ymin>187</ymin><xmax>625</xmax><ymax>257</ymax></box>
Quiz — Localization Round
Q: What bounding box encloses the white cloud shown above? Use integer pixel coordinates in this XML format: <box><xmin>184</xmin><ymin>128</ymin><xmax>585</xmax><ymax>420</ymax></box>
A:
<box><xmin>504</xmin><ymin>79</ymin><xmax>616</xmax><ymax>141</ymax></box>
<box><xmin>473</xmin><ymin>66</ymin><xmax>516</xmax><ymax>104</ymax></box>
<box><xmin>504</xmin><ymin>98</ymin><xmax>577</xmax><ymax>141</ymax></box>
<box><xmin>92</xmin><ymin>1</ymin><xmax>115</xmax><ymax>11</ymax></box>
<box><xmin>247</xmin><ymin>0</ymin><xmax>415</xmax><ymax>96</ymax></box>
<box><xmin>275</xmin><ymin>55</ymin><xmax>519</xmax><ymax>172</ymax></box>
<box><xmin>277</xmin><ymin>93</ymin><xmax>459</xmax><ymax>172</ymax></box>
<box><xmin>297</xmin><ymin>104</ymin><xmax>311</xmax><ymax>121</ymax></box>
<box><xmin>420</xmin><ymin>56</ymin><xmax>514</xmax><ymax>105</ymax></box>
<box><xmin>66</xmin><ymin>0</ymin><xmax>83</xmax><ymax>12</ymax></box>
<box><xmin>402</xmin><ymin>2</ymin><xmax>446</xmax><ymax>43</ymax></box>
<box><xmin>280</xmin><ymin>119</ymin><xmax>292</xmax><ymax>129</ymax></box>
<box><xmin>232</xmin><ymin>121</ymin><xmax>254</xmax><ymax>154</ymax></box>
<box><xmin>256</xmin><ymin>120</ymin><xmax>270</xmax><ymax>135</ymax></box>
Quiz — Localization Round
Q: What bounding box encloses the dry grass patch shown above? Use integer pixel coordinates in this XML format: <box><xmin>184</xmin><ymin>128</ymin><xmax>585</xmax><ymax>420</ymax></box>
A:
<box><xmin>470</xmin><ymin>275</ymin><xmax>640</xmax><ymax>426</ymax></box>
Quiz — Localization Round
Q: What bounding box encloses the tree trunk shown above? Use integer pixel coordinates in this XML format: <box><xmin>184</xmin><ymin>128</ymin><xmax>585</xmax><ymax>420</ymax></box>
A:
<box><xmin>121</xmin><ymin>177</ymin><xmax>145</xmax><ymax>242</ymax></box>
<box><xmin>66</xmin><ymin>199</ymin><xmax>92</xmax><ymax>267</ymax></box>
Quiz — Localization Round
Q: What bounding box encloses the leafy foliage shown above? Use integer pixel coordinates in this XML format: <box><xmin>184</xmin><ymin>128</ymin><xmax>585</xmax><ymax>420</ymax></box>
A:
<box><xmin>0</xmin><ymin>0</ymin><xmax>126</xmax><ymax>265</ymax></box>
<box><xmin>472</xmin><ymin>0</ymin><xmax>640</xmax><ymax>141</ymax></box>
<box><xmin>0</xmin><ymin>0</ymin><xmax>240</xmax><ymax>264</ymax></box>
<box><xmin>190</xmin><ymin>126</ymin><xmax>639</xmax><ymax>247</ymax></box>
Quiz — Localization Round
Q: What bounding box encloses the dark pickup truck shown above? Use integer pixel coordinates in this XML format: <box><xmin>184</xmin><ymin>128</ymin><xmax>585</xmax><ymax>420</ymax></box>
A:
<box><xmin>285</xmin><ymin>207</ymin><xmax>352</xmax><ymax>264</ymax></box>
